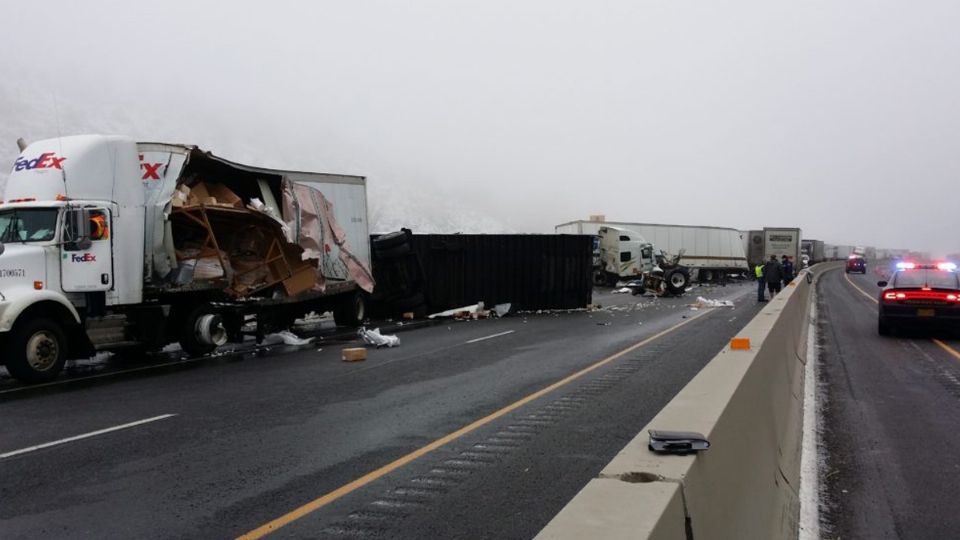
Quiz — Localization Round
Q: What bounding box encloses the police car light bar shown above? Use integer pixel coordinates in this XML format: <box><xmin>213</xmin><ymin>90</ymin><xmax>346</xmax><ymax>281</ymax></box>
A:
<box><xmin>937</xmin><ymin>262</ymin><xmax>957</xmax><ymax>271</ymax></box>
<box><xmin>896</xmin><ymin>262</ymin><xmax>916</xmax><ymax>269</ymax></box>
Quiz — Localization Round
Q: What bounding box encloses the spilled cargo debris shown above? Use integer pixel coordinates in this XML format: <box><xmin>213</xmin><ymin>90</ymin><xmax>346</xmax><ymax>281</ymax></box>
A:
<box><xmin>692</xmin><ymin>297</ymin><xmax>735</xmax><ymax>308</ymax></box>
<box><xmin>262</xmin><ymin>331</ymin><xmax>315</xmax><ymax>346</ymax></box>
<box><xmin>358</xmin><ymin>327</ymin><xmax>401</xmax><ymax>348</ymax></box>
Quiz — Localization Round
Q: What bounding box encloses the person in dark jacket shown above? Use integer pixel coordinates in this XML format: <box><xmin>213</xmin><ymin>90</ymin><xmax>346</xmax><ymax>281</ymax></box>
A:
<box><xmin>764</xmin><ymin>255</ymin><xmax>783</xmax><ymax>297</ymax></box>
<box><xmin>781</xmin><ymin>255</ymin><xmax>795</xmax><ymax>287</ymax></box>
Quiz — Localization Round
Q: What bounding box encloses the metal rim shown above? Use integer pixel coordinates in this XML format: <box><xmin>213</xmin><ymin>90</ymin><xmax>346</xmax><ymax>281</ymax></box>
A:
<box><xmin>26</xmin><ymin>330</ymin><xmax>60</xmax><ymax>371</ymax></box>
<box><xmin>355</xmin><ymin>296</ymin><xmax>366</xmax><ymax>322</ymax></box>
<box><xmin>670</xmin><ymin>273</ymin><xmax>686</xmax><ymax>287</ymax></box>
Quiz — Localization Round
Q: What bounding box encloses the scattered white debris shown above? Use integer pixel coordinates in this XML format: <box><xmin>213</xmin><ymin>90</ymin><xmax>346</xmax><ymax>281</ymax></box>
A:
<box><xmin>263</xmin><ymin>331</ymin><xmax>315</xmax><ymax>346</ymax></box>
<box><xmin>613</xmin><ymin>287</ymin><xmax>632</xmax><ymax>294</ymax></box>
<box><xmin>493</xmin><ymin>303</ymin><xmax>512</xmax><ymax>317</ymax></box>
<box><xmin>429</xmin><ymin>302</ymin><xmax>490</xmax><ymax>319</ymax></box>
<box><xmin>358</xmin><ymin>327</ymin><xmax>400</xmax><ymax>348</ymax></box>
<box><xmin>693</xmin><ymin>296</ymin><xmax>735</xmax><ymax>308</ymax></box>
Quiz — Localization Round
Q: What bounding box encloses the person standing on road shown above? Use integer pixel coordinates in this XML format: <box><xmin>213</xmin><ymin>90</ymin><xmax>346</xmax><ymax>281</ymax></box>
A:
<box><xmin>781</xmin><ymin>255</ymin><xmax>795</xmax><ymax>287</ymax></box>
<box><xmin>765</xmin><ymin>255</ymin><xmax>783</xmax><ymax>298</ymax></box>
<box><xmin>755</xmin><ymin>262</ymin><xmax>766</xmax><ymax>302</ymax></box>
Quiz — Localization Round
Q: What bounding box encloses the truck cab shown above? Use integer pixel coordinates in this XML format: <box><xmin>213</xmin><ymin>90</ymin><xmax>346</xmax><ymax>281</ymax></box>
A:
<box><xmin>0</xmin><ymin>136</ymin><xmax>145</xmax><ymax>382</ymax></box>
<box><xmin>597</xmin><ymin>226</ymin><xmax>654</xmax><ymax>285</ymax></box>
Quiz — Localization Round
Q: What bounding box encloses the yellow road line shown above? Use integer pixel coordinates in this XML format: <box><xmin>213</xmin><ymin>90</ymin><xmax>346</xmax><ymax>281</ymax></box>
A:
<box><xmin>933</xmin><ymin>339</ymin><xmax>960</xmax><ymax>362</ymax></box>
<box><xmin>842</xmin><ymin>268</ymin><xmax>960</xmax><ymax>363</ymax></box>
<box><xmin>237</xmin><ymin>308</ymin><xmax>715</xmax><ymax>539</ymax></box>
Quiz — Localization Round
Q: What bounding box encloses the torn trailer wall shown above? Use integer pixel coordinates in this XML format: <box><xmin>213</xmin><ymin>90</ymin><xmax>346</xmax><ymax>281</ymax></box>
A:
<box><xmin>137</xmin><ymin>143</ymin><xmax>374</xmax><ymax>299</ymax></box>
<box><xmin>371</xmin><ymin>234</ymin><xmax>593</xmax><ymax>313</ymax></box>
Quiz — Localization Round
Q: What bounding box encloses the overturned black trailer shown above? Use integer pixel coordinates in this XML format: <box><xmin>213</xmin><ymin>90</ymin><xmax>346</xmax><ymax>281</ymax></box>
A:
<box><xmin>370</xmin><ymin>233</ymin><xmax>594</xmax><ymax>314</ymax></box>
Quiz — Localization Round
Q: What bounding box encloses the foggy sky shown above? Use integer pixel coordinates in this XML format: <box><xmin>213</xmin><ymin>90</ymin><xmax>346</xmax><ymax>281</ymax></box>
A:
<box><xmin>1</xmin><ymin>1</ymin><xmax>958</xmax><ymax>254</ymax></box>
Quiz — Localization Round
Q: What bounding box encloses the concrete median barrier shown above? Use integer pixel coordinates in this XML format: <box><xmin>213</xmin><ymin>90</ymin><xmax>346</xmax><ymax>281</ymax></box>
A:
<box><xmin>537</xmin><ymin>265</ymin><xmax>831</xmax><ymax>540</ymax></box>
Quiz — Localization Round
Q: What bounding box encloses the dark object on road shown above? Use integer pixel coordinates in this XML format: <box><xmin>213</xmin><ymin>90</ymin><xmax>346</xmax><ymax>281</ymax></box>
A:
<box><xmin>845</xmin><ymin>256</ymin><xmax>866</xmax><ymax>274</ymax></box>
<box><xmin>877</xmin><ymin>262</ymin><xmax>960</xmax><ymax>336</ymax></box>
<box><xmin>372</xmin><ymin>233</ymin><xmax>593</xmax><ymax>313</ymax></box>
<box><xmin>648</xmin><ymin>430</ymin><xmax>710</xmax><ymax>454</ymax></box>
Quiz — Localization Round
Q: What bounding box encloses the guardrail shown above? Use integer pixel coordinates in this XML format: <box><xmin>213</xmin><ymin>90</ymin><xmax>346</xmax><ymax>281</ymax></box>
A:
<box><xmin>536</xmin><ymin>264</ymin><xmax>835</xmax><ymax>539</ymax></box>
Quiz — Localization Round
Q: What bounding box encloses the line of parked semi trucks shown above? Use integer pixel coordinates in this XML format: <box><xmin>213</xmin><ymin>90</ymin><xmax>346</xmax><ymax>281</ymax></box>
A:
<box><xmin>555</xmin><ymin>219</ymin><xmax>913</xmax><ymax>289</ymax></box>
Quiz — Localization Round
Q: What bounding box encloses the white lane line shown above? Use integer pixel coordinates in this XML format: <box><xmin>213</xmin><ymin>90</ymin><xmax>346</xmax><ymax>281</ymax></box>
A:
<box><xmin>0</xmin><ymin>414</ymin><xmax>177</xmax><ymax>459</ymax></box>
<box><xmin>465</xmin><ymin>330</ymin><xmax>516</xmax><ymax>344</ymax></box>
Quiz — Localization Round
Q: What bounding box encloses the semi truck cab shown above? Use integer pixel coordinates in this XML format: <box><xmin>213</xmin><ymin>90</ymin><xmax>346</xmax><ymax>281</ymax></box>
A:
<box><xmin>0</xmin><ymin>136</ymin><xmax>145</xmax><ymax>381</ymax></box>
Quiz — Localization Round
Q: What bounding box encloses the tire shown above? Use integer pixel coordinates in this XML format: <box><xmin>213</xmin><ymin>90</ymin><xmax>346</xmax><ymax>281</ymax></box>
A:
<box><xmin>5</xmin><ymin>317</ymin><xmax>68</xmax><ymax>383</ymax></box>
<box><xmin>334</xmin><ymin>291</ymin><xmax>367</xmax><ymax>327</ymax></box>
<box><xmin>665</xmin><ymin>269</ymin><xmax>690</xmax><ymax>295</ymax></box>
<box><xmin>700</xmin><ymin>269</ymin><xmax>714</xmax><ymax>283</ymax></box>
<box><xmin>391</xmin><ymin>292</ymin><xmax>426</xmax><ymax>312</ymax></box>
<box><xmin>878</xmin><ymin>316</ymin><xmax>892</xmax><ymax>336</ymax></box>
<box><xmin>375</xmin><ymin>242</ymin><xmax>411</xmax><ymax>259</ymax></box>
<box><xmin>373</xmin><ymin>231</ymin><xmax>410</xmax><ymax>251</ymax></box>
<box><xmin>178</xmin><ymin>305</ymin><xmax>222</xmax><ymax>357</ymax></box>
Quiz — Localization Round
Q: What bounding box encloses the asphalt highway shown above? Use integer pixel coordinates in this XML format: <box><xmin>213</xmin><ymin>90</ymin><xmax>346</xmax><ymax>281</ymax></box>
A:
<box><xmin>1</xmin><ymin>282</ymin><xmax>759</xmax><ymax>539</ymax></box>
<box><xmin>818</xmin><ymin>264</ymin><xmax>960</xmax><ymax>539</ymax></box>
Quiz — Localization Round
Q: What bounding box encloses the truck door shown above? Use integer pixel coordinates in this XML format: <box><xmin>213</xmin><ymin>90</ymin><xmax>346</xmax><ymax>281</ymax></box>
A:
<box><xmin>62</xmin><ymin>207</ymin><xmax>114</xmax><ymax>292</ymax></box>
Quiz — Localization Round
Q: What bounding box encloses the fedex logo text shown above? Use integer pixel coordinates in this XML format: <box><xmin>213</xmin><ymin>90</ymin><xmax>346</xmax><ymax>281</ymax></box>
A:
<box><xmin>71</xmin><ymin>253</ymin><xmax>97</xmax><ymax>263</ymax></box>
<box><xmin>13</xmin><ymin>152</ymin><xmax>67</xmax><ymax>172</ymax></box>
<box><xmin>139</xmin><ymin>154</ymin><xmax>162</xmax><ymax>180</ymax></box>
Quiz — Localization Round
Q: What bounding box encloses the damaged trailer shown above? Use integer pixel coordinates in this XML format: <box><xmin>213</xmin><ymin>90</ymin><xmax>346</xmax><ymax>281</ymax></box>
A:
<box><xmin>556</xmin><ymin>220</ymin><xmax>750</xmax><ymax>282</ymax></box>
<box><xmin>0</xmin><ymin>135</ymin><xmax>374</xmax><ymax>382</ymax></box>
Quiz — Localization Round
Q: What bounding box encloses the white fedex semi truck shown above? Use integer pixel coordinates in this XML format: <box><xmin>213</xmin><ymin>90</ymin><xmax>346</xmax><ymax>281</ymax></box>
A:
<box><xmin>0</xmin><ymin>135</ymin><xmax>374</xmax><ymax>383</ymax></box>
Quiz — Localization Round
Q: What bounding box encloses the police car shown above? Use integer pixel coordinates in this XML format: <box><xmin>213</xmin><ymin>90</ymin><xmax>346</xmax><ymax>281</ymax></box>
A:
<box><xmin>877</xmin><ymin>262</ymin><xmax>960</xmax><ymax>335</ymax></box>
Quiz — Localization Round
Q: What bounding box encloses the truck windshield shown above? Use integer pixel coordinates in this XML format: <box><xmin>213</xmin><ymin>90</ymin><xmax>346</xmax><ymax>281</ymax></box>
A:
<box><xmin>0</xmin><ymin>208</ymin><xmax>59</xmax><ymax>243</ymax></box>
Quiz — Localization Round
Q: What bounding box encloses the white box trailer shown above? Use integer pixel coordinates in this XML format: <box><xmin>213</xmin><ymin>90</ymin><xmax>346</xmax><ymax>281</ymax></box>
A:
<box><xmin>762</xmin><ymin>228</ymin><xmax>802</xmax><ymax>265</ymax></box>
<box><xmin>0</xmin><ymin>135</ymin><xmax>375</xmax><ymax>383</ymax></box>
<box><xmin>556</xmin><ymin>220</ymin><xmax>749</xmax><ymax>281</ymax></box>
<box><xmin>825</xmin><ymin>244</ymin><xmax>855</xmax><ymax>260</ymax></box>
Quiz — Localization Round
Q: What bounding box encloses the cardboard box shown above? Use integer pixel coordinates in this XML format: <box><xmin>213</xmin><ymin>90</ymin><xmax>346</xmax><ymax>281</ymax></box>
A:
<box><xmin>282</xmin><ymin>265</ymin><xmax>317</xmax><ymax>296</ymax></box>
<box><xmin>207</xmin><ymin>183</ymin><xmax>244</xmax><ymax>208</ymax></box>
<box><xmin>342</xmin><ymin>347</ymin><xmax>367</xmax><ymax>362</ymax></box>
<box><xmin>189</xmin><ymin>182</ymin><xmax>211</xmax><ymax>202</ymax></box>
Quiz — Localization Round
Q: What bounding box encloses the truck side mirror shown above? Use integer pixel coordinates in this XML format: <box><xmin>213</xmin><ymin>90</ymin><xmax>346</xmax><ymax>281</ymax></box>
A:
<box><xmin>64</xmin><ymin>208</ymin><xmax>93</xmax><ymax>251</ymax></box>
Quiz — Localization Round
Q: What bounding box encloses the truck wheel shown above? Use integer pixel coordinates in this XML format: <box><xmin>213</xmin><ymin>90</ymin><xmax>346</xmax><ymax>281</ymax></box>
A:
<box><xmin>665</xmin><ymin>270</ymin><xmax>690</xmax><ymax>295</ymax></box>
<box><xmin>700</xmin><ymin>269</ymin><xmax>714</xmax><ymax>283</ymax></box>
<box><xmin>334</xmin><ymin>291</ymin><xmax>367</xmax><ymax>327</ymax></box>
<box><xmin>5</xmin><ymin>318</ymin><xmax>68</xmax><ymax>383</ymax></box>
<box><xmin>178</xmin><ymin>305</ymin><xmax>225</xmax><ymax>357</ymax></box>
